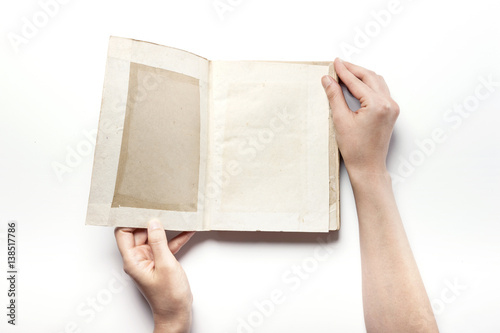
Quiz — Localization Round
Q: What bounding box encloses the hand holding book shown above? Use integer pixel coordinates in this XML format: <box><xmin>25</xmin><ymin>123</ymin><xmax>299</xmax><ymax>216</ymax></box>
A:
<box><xmin>321</xmin><ymin>58</ymin><xmax>400</xmax><ymax>179</ymax></box>
<box><xmin>322</xmin><ymin>59</ymin><xmax>438</xmax><ymax>332</ymax></box>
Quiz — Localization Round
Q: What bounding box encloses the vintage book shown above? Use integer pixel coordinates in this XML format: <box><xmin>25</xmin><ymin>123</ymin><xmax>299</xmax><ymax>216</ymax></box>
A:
<box><xmin>85</xmin><ymin>36</ymin><xmax>340</xmax><ymax>232</ymax></box>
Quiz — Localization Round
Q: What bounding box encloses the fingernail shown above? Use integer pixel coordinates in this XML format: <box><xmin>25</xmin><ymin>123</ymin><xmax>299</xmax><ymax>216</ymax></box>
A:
<box><xmin>148</xmin><ymin>219</ymin><xmax>162</xmax><ymax>231</ymax></box>
<box><xmin>322</xmin><ymin>75</ymin><xmax>333</xmax><ymax>89</ymax></box>
<box><xmin>336</xmin><ymin>57</ymin><xmax>344</xmax><ymax>64</ymax></box>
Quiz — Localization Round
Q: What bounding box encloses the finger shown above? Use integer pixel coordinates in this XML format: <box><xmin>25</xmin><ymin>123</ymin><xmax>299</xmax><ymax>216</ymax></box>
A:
<box><xmin>134</xmin><ymin>229</ymin><xmax>148</xmax><ymax>246</ymax></box>
<box><xmin>321</xmin><ymin>75</ymin><xmax>351</xmax><ymax>120</ymax></box>
<box><xmin>169</xmin><ymin>231</ymin><xmax>196</xmax><ymax>255</ymax></box>
<box><xmin>334</xmin><ymin>58</ymin><xmax>371</xmax><ymax>100</ymax></box>
<box><xmin>147</xmin><ymin>219</ymin><xmax>175</xmax><ymax>269</ymax></box>
<box><xmin>341</xmin><ymin>61</ymin><xmax>388</xmax><ymax>93</ymax></box>
<box><xmin>115</xmin><ymin>228</ymin><xmax>136</xmax><ymax>257</ymax></box>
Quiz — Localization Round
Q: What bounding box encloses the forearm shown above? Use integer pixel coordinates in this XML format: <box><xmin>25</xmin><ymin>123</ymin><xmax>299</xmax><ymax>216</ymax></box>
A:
<box><xmin>349</xmin><ymin>170</ymin><xmax>438</xmax><ymax>333</ymax></box>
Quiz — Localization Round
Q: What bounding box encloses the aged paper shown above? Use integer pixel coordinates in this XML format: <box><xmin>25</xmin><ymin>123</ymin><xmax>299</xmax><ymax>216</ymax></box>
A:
<box><xmin>86</xmin><ymin>37</ymin><xmax>209</xmax><ymax>230</ymax></box>
<box><xmin>86</xmin><ymin>36</ymin><xmax>339</xmax><ymax>232</ymax></box>
<box><xmin>112</xmin><ymin>62</ymin><xmax>201</xmax><ymax>212</ymax></box>
<box><xmin>206</xmin><ymin>61</ymin><xmax>331</xmax><ymax>232</ymax></box>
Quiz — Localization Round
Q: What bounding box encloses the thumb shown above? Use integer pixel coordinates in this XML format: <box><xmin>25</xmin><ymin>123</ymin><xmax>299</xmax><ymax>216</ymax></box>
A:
<box><xmin>147</xmin><ymin>219</ymin><xmax>175</xmax><ymax>269</ymax></box>
<box><xmin>321</xmin><ymin>75</ymin><xmax>350</xmax><ymax>121</ymax></box>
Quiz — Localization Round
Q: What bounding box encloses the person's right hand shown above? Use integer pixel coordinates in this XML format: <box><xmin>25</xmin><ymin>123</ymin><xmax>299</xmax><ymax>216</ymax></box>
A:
<box><xmin>322</xmin><ymin>60</ymin><xmax>439</xmax><ymax>333</ymax></box>
<box><xmin>322</xmin><ymin>58</ymin><xmax>399</xmax><ymax>178</ymax></box>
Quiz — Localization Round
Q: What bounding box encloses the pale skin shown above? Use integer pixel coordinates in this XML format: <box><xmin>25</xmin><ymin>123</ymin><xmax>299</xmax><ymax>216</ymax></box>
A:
<box><xmin>115</xmin><ymin>223</ymin><xmax>195</xmax><ymax>333</ymax></box>
<box><xmin>322</xmin><ymin>58</ymin><xmax>439</xmax><ymax>332</ymax></box>
<box><xmin>115</xmin><ymin>58</ymin><xmax>439</xmax><ymax>332</ymax></box>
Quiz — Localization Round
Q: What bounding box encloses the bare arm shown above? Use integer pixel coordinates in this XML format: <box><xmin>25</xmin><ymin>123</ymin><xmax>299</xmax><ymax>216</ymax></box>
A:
<box><xmin>322</xmin><ymin>59</ymin><xmax>439</xmax><ymax>333</ymax></box>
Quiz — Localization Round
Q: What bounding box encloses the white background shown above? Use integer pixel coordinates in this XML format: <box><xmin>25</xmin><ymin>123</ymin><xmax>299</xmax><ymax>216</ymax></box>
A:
<box><xmin>1</xmin><ymin>0</ymin><xmax>499</xmax><ymax>332</ymax></box>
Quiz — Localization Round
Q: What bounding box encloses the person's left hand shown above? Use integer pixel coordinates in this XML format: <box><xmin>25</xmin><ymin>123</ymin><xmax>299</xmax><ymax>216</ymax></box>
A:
<box><xmin>115</xmin><ymin>220</ymin><xmax>195</xmax><ymax>333</ymax></box>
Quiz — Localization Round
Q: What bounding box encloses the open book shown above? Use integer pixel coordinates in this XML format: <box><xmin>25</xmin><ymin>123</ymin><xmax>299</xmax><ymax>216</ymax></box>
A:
<box><xmin>86</xmin><ymin>36</ymin><xmax>339</xmax><ymax>232</ymax></box>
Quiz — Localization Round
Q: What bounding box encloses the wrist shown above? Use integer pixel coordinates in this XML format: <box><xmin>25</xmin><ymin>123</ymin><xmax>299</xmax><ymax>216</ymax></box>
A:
<box><xmin>347</xmin><ymin>167</ymin><xmax>392</xmax><ymax>190</ymax></box>
<box><xmin>153</xmin><ymin>312</ymin><xmax>191</xmax><ymax>333</ymax></box>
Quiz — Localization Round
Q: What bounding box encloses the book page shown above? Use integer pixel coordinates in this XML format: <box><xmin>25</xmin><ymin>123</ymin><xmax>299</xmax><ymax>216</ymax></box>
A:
<box><xmin>86</xmin><ymin>37</ymin><xmax>209</xmax><ymax>230</ymax></box>
<box><xmin>112</xmin><ymin>63</ymin><xmax>201</xmax><ymax>212</ymax></box>
<box><xmin>206</xmin><ymin>61</ymin><xmax>331</xmax><ymax>232</ymax></box>
<box><xmin>328</xmin><ymin>63</ymin><xmax>340</xmax><ymax>231</ymax></box>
